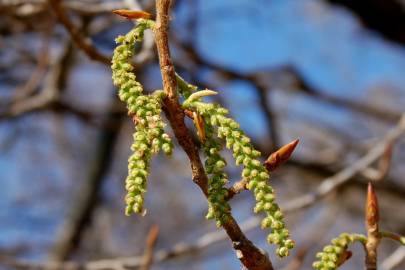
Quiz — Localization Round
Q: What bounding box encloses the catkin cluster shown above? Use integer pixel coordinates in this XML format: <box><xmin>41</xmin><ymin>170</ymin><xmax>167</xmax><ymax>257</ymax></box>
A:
<box><xmin>112</xmin><ymin>22</ymin><xmax>294</xmax><ymax>258</ymax></box>
<box><xmin>112</xmin><ymin>20</ymin><xmax>173</xmax><ymax>216</ymax></box>
<box><xmin>203</xmin><ymin>121</ymin><xmax>231</xmax><ymax>227</ymax></box>
<box><xmin>183</xmin><ymin>97</ymin><xmax>294</xmax><ymax>257</ymax></box>
<box><xmin>313</xmin><ymin>233</ymin><xmax>366</xmax><ymax>270</ymax></box>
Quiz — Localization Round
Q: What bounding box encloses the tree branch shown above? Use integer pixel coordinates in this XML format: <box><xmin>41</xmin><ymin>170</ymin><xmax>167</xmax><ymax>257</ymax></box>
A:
<box><xmin>153</xmin><ymin>1</ymin><xmax>273</xmax><ymax>269</ymax></box>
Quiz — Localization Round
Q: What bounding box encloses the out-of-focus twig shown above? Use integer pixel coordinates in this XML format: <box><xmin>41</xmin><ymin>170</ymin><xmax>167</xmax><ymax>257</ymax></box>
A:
<box><xmin>45</xmin><ymin>0</ymin><xmax>155</xmax><ymax>67</ymax></box>
<box><xmin>48</xmin><ymin>0</ymin><xmax>111</xmax><ymax>64</ymax></box>
<box><xmin>362</xmin><ymin>142</ymin><xmax>393</xmax><ymax>182</ymax></box>
<box><xmin>12</xmin><ymin>32</ymin><xmax>50</xmax><ymax>102</ymax></box>
<box><xmin>140</xmin><ymin>225</ymin><xmax>159</xmax><ymax>270</ymax></box>
<box><xmin>380</xmin><ymin>246</ymin><xmax>405</xmax><ymax>270</ymax></box>
<box><xmin>280</xmin><ymin>114</ymin><xmax>405</xmax><ymax>213</ymax></box>
<box><xmin>1</xmin><ymin>0</ymin><xmax>123</xmax><ymax>16</ymax></box>
<box><xmin>0</xmin><ymin>40</ymin><xmax>73</xmax><ymax>119</ymax></box>
<box><xmin>254</xmin><ymin>76</ymin><xmax>279</xmax><ymax>152</ymax></box>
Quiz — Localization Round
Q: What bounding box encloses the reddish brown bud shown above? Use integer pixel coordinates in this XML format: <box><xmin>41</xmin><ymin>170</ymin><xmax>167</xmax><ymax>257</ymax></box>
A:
<box><xmin>366</xmin><ymin>182</ymin><xmax>379</xmax><ymax>231</ymax></box>
<box><xmin>264</xmin><ymin>139</ymin><xmax>299</xmax><ymax>172</ymax></box>
<box><xmin>113</xmin><ymin>9</ymin><xmax>153</xmax><ymax>20</ymax></box>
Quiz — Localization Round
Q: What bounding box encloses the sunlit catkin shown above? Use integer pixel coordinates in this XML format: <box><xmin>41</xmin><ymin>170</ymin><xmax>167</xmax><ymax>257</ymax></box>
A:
<box><xmin>112</xmin><ymin>20</ymin><xmax>173</xmax><ymax>215</ymax></box>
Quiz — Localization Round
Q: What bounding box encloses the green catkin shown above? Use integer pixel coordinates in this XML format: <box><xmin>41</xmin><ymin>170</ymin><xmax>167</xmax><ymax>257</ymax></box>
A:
<box><xmin>312</xmin><ymin>233</ymin><xmax>366</xmax><ymax>270</ymax></box>
<box><xmin>112</xmin><ymin>20</ymin><xmax>173</xmax><ymax>216</ymax></box>
<box><xmin>183</xmin><ymin>98</ymin><xmax>294</xmax><ymax>257</ymax></box>
<box><xmin>177</xmin><ymin>82</ymin><xmax>229</xmax><ymax>226</ymax></box>
<box><xmin>203</xmin><ymin>121</ymin><xmax>231</xmax><ymax>227</ymax></box>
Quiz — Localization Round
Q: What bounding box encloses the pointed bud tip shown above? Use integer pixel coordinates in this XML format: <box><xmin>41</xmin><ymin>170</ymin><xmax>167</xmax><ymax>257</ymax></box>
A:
<box><xmin>367</xmin><ymin>183</ymin><xmax>378</xmax><ymax>208</ymax></box>
<box><xmin>289</xmin><ymin>138</ymin><xmax>300</xmax><ymax>146</ymax></box>
<box><xmin>113</xmin><ymin>9</ymin><xmax>153</xmax><ymax>20</ymax></box>
<box><xmin>278</xmin><ymin>139</ymin><xmax>299</xmax><ymax>159</ymax></box>
<box><xmin>366</xmin><ymin>182</ymin><xmax>379</xmax><ymax>228</ymax></box>
<box><xmin>264</xmin><ymin>139</ymin><xmax>299</xmax><ymax>172</ymax></box>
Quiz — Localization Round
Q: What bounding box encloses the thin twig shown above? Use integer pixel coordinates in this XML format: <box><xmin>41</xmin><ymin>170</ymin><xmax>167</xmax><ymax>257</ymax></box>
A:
<box><xmin>255</xmin><ymin>81</ymin><xmax>279</xmax><ymax>152</ymax></box>
<box><xmin>140</xmin><ymin>225</ymin><xmax>159</xmax><ymax>270</ymax></box>
<box><xmin>379</xmin><ymin>231</ymin><xmax>405</xmax><ymax>245</ymax></box>
<box><xmin>12</xmin><ymin>31</ymin><xmax>50</xmax><ymax>101</ymax></box>
<box><xmin>281</xmin><ymin>114</ymin><xmax>405</xmax><ymax>213</ymax></box>
<box><xmin>362</xmin><ymin>142</ymin><xmax>393</xmax><ymax>182</ymax></box>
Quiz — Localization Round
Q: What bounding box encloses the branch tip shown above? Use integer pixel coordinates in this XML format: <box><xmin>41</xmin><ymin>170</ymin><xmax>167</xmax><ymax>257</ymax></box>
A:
<box><xmin>366</xmin><ymin>182</ymin><xmax>379</xmax><ymax>229</ymax></box>
<box><xmin>365</xmin><ymin>182</ymin><xmax>380</xmax><ymax>270</ymax></box>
